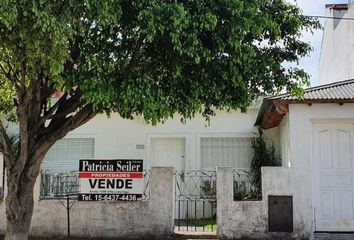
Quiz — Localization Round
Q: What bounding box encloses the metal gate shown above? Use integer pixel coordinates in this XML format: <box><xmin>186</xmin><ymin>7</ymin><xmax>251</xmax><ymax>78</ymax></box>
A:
<box><xmin>174</xmin><ymin>170</ymin><xmax>216</xmax><ymax>232</ymax></box>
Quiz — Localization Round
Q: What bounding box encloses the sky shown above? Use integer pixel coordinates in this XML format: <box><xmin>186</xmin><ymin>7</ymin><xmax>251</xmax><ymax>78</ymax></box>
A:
<box><xmin>292</xmin><ymin>0</ymin><xmax>345</xmax><ymax>86</ymax></box>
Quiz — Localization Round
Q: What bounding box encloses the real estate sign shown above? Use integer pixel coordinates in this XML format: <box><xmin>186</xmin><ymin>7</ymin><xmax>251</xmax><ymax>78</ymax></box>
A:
<box><xmin>78</xmin><ymin>159</ymin><xmax>144</xmax><ymax>201</ymax></box>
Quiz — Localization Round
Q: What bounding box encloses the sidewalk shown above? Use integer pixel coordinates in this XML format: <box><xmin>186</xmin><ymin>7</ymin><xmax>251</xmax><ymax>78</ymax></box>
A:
<box><xmin>1</xmin><ymin>235</ymin><xmax>219</xmax><ymax>240</ymax></box>
<box><xmin>3</xmin><ymin>233</ymin><xmax>354</xmax><ymax>240</ymax></box>
<box><xmin>314</xmin><ymin>233</ymin><xmax>354</xmax><ymax>240</ymax></box>
<box><xmin>0</xmin><ymin>235</ymin><xmax>273</xmax><ymax>240</ymax></box>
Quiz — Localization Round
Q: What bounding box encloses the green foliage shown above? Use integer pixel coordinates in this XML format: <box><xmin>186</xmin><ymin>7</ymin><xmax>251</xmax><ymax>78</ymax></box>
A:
<box><xmin>0</xmin><ymin>0</ymin><xmax>320</xmax><ymax>123</ymax></box>
<box><xmin>234</xmin><ymin>184</ymin><xmax>249</xmax><ymax>201</ymax></box>
<box><xmin>201</xmin><ymin>180</ymin><xmax>216</xmax><ymax>197</ymax></box>
<box><xmin>233</xmin><ymin>181</ymin><xmax>260</xmax><ymax>201</ymax></box>
<box><xmin>250</xmin><ymin>128</ymin><xmax>281</xmax><ymax>196</ymax></box>
<box><xmin>188</xmin><ymin>218</ymin><xmax>217</xmax><ymax>231</ymax></box>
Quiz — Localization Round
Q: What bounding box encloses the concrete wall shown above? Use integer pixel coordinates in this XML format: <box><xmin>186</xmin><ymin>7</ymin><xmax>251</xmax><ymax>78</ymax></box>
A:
<box><xmin>0</xmin><ymin>167</ymin><xmax>174</xmax><ymax>238</ymax></box>
<box><xmin>217</xmin><ymin>167</ymin><xmax>266</xmax><ymax>239</ymax></box>
<box><xmin>319</xmin><ymin>4</ymin><xmax>354</xmax><ymax>85</ymax></box>
<box><xmin>217</xmin><ymin>167</ymin><xmax>310</xmax><ymax>240</ymax></box>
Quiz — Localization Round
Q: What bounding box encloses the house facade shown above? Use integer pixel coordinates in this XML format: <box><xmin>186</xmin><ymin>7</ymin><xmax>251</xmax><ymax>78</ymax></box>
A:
<box><xmin>2</xmin><ymin>3</ymin><xmax>354</xmax><ymax>239</ymax></box>
<box><xmin>39</xmin><ymin>104</ymin><xmax>267</xmax><ymax>174</ymax></box>
<box><xmin>0</xmin><ymin>102</ymin><xmax>279</xmax><ymax>238</ymax></box>
<box><xmin>0</xmin><ymin>101</ymin><xmax>268</xmax><ymax>196</ymax></box>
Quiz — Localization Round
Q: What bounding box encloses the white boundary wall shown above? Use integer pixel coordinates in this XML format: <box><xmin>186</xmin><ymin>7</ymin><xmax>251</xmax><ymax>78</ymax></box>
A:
<box><xmin>217</xmin><ymin>166</ymin><xmax>311</xmax><ymax>239</ymax></box>
<box><xmin>0</xmin><ymin>167</ymin><xmax>174</xmax><ymax>238</ymax></box>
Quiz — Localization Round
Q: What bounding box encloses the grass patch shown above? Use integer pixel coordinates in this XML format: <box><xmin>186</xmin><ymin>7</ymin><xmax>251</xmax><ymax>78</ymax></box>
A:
<box><xmin>188</xmin><ymin>218</ymin><xmax>217</xmax><ymax>231</ymax></box>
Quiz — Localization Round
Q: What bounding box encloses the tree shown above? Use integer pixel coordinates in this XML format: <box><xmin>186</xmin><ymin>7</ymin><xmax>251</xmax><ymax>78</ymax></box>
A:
<box><xmin>0</xmin><ymin>0</ymin><xmax>318</xmax><ymax>239</ymax></box>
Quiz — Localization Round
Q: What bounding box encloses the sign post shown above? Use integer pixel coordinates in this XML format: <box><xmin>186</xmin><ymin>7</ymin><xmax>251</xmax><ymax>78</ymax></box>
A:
<box><xmin>79</xmin><ymin>159</ymin><xmax>144</xmax><ymax>201</ymax></box>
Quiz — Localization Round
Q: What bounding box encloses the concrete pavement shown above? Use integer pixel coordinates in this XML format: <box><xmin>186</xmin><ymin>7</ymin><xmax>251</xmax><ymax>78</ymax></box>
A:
<box><xmin>2</xmin><ymin>233</ymin><xmax>354</xmax><ymax>239</ymax></box>
<box><xmin>314</xmin><ymin>233</ymin><xmax>354</xmax><ymax>240</ymax></box>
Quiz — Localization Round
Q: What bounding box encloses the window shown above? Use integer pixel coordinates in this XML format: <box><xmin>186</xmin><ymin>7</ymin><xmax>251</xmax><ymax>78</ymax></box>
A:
<box><xmin>42</xmin><ymin>138</ymin><xmax>94</xmax><ymax>172</ymax></box>
<box><xmin>201</xmin><ymin>137</ymin><xmax>253</xmax><ymax>169</ymax></box>
<box><xmin>40</xmin><ymin>138</ymin><xmax>94</xmax><ymax>198</ymax></box>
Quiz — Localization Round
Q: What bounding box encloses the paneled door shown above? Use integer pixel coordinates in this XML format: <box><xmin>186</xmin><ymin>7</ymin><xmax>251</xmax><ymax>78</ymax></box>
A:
<box><xmin>313</xmin><ymin>122</ymin><xmax>354</xmax><ymax>231</ymax></box>
<box><xmin>151</xmin><ymin>138</ymin><xmax>185</xmax><ymax>171</ymax></box>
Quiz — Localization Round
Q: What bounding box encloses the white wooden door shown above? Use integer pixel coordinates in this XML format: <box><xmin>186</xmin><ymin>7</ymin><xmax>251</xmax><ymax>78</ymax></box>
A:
<box><xmin>313</xmin><ymin>123</ymin><xmax>354</xmax><ymax>231</ymax></box>
<box><xmin>151</xmin><ymin>138</ymin><xmax>186</xmax><ymax>220</ymax></box>
<box><xmin>151</xmin><ymin>138</ymin><xmax>185</xmax><ymax>171</ymax></box>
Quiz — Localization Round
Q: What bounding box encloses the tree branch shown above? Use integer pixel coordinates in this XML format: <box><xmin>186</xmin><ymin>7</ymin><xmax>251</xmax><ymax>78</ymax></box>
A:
<box><xmin>39</xmin><ymin>93</ymin><xmax>68</xmax><ymax>124</ymax></box>
<box><xmin>124</xmin><ymin>35</ymin><xmax>145</xmax><ymax>76</ymax></box>
<box><xmin>0</xmin><ymin>63</ymin><xmax>20</xmax><ymax>91</ymax></box>
<box><xmin>20</xmin><ymin>62</ymin><xmax>26</xmax><ymax>93</ymax></box>
<box><xmin>28</xmin><ymin>79</ymin><xmax>43</xmax><ymax>128</ymax></box>
<box><xmin>5</xmin><ymin>60</ymin><xmax>20</xmax><ymax>82</ymax></box>
<box><xmin>33</xmin><ymin>105</ymin><xmax>96</xmax><ymax>164</ymax></box>
<box><xmin>37</xmin><ymin>89</ymin><xmax>83</xmax><ymax>130</ymax></box>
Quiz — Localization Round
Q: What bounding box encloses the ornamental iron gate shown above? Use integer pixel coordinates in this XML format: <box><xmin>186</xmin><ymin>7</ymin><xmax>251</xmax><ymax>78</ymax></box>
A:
<box><xmin>174</xmin><ymin>170</ymin><xmax>217</xmax><ymax>232</ymax></box>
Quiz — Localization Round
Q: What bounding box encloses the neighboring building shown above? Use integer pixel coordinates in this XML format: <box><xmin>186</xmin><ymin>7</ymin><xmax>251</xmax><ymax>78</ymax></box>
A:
<box><xmin>319</xmin><ymin>3</ymin><xmax>354</xmax><ymax>85</ymax></box>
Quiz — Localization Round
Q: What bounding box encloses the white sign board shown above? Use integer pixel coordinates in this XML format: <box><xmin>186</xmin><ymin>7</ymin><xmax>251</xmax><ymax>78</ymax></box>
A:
<box><xmin>79</xmin><ymin>159</ymin><xmax>144</xmax><ymax>201</ymax></box>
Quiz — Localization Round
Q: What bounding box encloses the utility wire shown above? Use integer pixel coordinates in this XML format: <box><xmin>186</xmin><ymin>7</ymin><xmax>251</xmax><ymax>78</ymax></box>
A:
<box><xmin>303</xmin><ymin>15</ymin><xmax>354</xmax><ymax>21</ymax></box>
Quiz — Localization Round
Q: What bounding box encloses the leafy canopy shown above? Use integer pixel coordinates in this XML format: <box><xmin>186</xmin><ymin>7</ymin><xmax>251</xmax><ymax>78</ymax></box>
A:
<box><xmin>0</xmin><ymin>0</ymin><xmax>320</xmax><ymax>125</ymax></box>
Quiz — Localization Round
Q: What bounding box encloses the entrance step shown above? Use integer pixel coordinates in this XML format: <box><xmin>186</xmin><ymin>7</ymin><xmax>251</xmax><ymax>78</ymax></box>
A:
<box><xmin>314</xmin><ymin>233</ymin><xmax>354</xmax><ymax>240</ymax></box>
<box><xmin>174</xmin><ymin>230</ymin><xmax>218</xmax><ymax>239</ymax></box>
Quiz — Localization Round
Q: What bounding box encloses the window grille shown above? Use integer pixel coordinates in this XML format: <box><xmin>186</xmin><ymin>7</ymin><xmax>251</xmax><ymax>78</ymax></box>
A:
<box><xmin>201</xmin><ymin>137</ymin><xmax>253</xmax><ymax>169</ymax></box>
<box><xmin>42</xmin><ymin>138</ymin><xmax>94</xmax><ymax>172</ymax></box>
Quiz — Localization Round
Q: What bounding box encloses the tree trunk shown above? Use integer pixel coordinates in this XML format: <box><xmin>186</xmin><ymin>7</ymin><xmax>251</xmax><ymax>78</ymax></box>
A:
<box><xmin>4</xmin><ymin>155</ymin><xmax>42</xmax><ymax>240</ymax></box>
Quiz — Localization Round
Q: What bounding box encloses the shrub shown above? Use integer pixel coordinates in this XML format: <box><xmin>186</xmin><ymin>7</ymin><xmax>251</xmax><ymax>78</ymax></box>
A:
<box><xmin>250</xmin><ymin>128</ymin><xmax>281</xmax><ymax>198</ymax></box>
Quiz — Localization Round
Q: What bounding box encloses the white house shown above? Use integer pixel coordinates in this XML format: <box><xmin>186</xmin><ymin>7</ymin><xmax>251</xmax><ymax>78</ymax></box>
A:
<box><xmin>2</xmin><ymin>2</ymin><xmax>354</xmax><ymax>239</ymax></box>
<box><xmin>0</xmin><ymin>102</ymin><xmax>276</xmax><ymax>238</ymax></box>
<box><xmin>38</xmin><ymin>103</ymin><xmax>266</xmax><ymax>174</ymax></box>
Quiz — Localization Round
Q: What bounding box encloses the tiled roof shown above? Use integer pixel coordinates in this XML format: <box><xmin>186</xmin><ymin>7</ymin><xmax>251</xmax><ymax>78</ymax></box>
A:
<box><xmin>268</xmin><ymin>79</ymin><xmax>354</xmax><ymax>101</ymax></box>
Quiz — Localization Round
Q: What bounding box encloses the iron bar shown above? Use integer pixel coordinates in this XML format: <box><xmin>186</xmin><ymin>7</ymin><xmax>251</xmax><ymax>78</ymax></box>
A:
<box><xmin>186</xmin><ymin>201</ymin><xmax>189</xmax><ymax>231</ymax></box>
<box><xmin>211</xmin><ymin>201</ymin><xmax>214</xmax><ymax>232</ymax></box>
<box><xmin>67</xmin><ymin>194</ymin><xmax>70</xmax><ymax>240</ymax></box>
<box><xmin>203</xmin><ymin>201</ymin><xmax>205</xmax><ymax>231</ymax></box>
<box><xmin>178</xmin><ymin>200</ymin><xmax>180</xmax><ymax>231</ymax></box>
<box><xmin>194</xmin><ymin>200</ymin><xmax>197</xmax><ymax>231</ymax></box>
<box><xmin>174</xmin><ymin>170</ymin><xmax>218</xmax><ymax>232</ymax></box>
